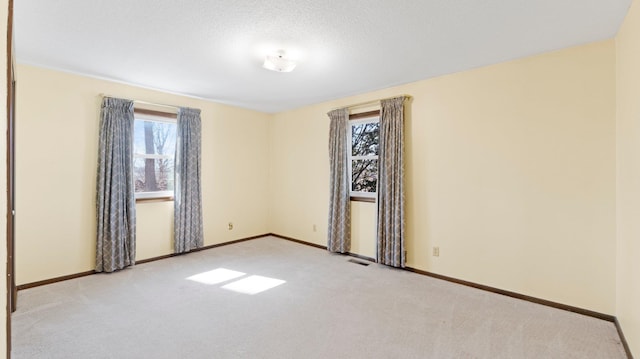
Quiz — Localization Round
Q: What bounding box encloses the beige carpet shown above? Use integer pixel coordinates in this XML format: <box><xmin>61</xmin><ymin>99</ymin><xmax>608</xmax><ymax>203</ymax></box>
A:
<box><xmin>12</xmin><ymin>236</ymin><xmax>626</xmax><ymax>358</ymax></box>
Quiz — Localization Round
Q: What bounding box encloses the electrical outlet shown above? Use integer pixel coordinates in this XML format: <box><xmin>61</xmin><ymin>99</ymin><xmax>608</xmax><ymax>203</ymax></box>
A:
<box><xmin>313</xmin><ymin>224</ymin><xmax>317</xmax><ymax>232</ymax></box>
<box><xmin>228</xmin><ymin>222</ymin><xmax>233</xmax><ymax>230</ymax></box>
<box><xmin>433</xmin><ymin>247</ymin><xmax>440</xmax><ymax>257</ymax></box>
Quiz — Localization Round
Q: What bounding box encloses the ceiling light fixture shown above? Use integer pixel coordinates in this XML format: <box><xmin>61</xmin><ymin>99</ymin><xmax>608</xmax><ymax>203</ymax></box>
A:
<box><xmin>263</xmin><ymin>50</ymin><xmax>297</xmax><ymax>73</ymax></box>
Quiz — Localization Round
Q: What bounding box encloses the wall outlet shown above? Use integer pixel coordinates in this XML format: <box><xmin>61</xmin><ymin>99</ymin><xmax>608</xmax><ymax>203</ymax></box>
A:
<box><xmin>313</xmin><ymin>224</ymin><xmax>317</xmax><ymax>232</ymax></box>
<box><xmin>433</xmin><ymin>247</ymin><xmax>440</xmax><ymax>257</ymax></box>
<box><xmin>228</xmin><ymin>222</ymin><xmax>233</xmax><ymax>230</ymax></box>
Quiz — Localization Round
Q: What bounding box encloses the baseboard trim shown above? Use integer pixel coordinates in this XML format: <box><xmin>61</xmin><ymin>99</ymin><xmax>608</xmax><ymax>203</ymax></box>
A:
<box><xmin>136</xmin><ymin>233</ymin><xmax>270</xmax><ymax>265</ymax></box>
<box><xmin>17</xmin><ymin>233</ymin><xmax>271</xmax><ymax>291</ymax></box>
<box><xmin>135</xmin><ymin>254</ymin><xmax>175</xmax><ymax>265</ymax></box>
<box><xmin>614</xmin><ymin>317</ymin><xmax>634</xmax><ymax>359</ymax></box>
<box><xmin>269</xmin><ymin>233</ymin><xmax>376</xmax><ymax>263</ymax></box>
<box><xmin>270</xmin><ymin>233</ymin><xmax>622</xmax><ymax>323</ymax></box>
<box><xmin>269</xmin><ymin>233</ymin><xmax>327</xmax><ymax>249</ymax></box>
<box><xmin>403</xmin><ymin>266</ymin><xmax>614</xmax><ymax>322</ymax></box>
<box><xmin>196</xmin><ymin>234</ymin><xmax>270</xmax><ymax>252</ymax></box>
<box><xmin>16</xmin><ymin>232</ymin><xmax>633</xmax><ymax>358</ymax></box>
<box><xmin>16</xmin><ymin>270</ymin><xmax>95</xmax><ymax>291</ymax></box>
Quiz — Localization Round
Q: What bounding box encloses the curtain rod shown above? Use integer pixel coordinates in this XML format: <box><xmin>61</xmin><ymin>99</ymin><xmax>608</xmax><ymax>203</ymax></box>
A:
<box><xmin>99</xmin><ymin>93</ymin><xmax>179</xmax><ymax>111</ymax></box>
<box><xmin>334</xmin><ymin>94</ymin><xmax>412</xmax><ymax>111</ymax></box>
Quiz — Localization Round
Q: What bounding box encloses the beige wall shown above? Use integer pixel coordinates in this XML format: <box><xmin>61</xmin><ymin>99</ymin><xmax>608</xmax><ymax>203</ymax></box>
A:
<box><xmin>12</xmin><ymin>14</ymin><xmax>632</xmax><ymax>355</ymax></box>
<box><xmin>616</xmin><ymin>0</ymin><xmax>640</xmax><ymax>355</ymax></box>
<box><xmin>1</xmin><ymin>0</ymin><xmax>8</xmax><ymax>356</ymax></box>
<box><xmin>15</xmin><ymin>65</ymin><xmax>271</xmax><ymax>285</ymax></box>
<box><xmin>270</xmin><ymin>40</ymin><xmax>617</xmax><ymax>314</ymax></box>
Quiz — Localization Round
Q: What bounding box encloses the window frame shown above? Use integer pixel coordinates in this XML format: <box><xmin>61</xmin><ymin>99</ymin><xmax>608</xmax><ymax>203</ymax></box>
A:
<box><xmin>133</xmin><ymin>108</ymin><xmax>178</xmax><ymax>202</ymax></box>
<box><xmin>348</xmin><ymin>110</ymin><xmax>380</xmax><ymax>202</ymax></box>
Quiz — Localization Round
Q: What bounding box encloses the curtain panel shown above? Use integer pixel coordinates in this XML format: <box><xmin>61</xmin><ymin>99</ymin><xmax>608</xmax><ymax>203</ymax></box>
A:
<box><xmin>377</xmin><ymin>97</ymin><xmax>406</xmax><ymax>267</ymax></box>
<box><xmin>96</xmin><ymin>97</ymin><xmax>136</xmax><ymax>273</ymax></box>
<box><xmin>327</xmin><ymin>108</ymin><xmax>351</xmax><ymax>253</ymax></box>
<box><xmin>174</xmin><ymin>107</ymin><xmax>204</xmax><ymax>253</ymax></box>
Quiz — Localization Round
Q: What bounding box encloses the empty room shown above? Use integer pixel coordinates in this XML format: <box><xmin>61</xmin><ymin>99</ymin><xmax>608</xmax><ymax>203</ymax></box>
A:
<box><xmin>2</xmin><ymin>0</ymin><xmax>640</xmax><ymax>358</ymax></box>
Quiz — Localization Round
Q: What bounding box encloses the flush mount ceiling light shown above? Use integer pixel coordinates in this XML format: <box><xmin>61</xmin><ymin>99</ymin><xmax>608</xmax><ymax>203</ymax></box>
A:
<box><xmin>263</xmin><ymin>50</ymin><xmax>297</xmax><ymax>73</ymax></box>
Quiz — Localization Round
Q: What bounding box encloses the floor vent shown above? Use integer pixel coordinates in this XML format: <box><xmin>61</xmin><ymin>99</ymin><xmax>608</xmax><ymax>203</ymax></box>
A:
<box><xmin>348</xmin><ymin>259</ymin><xmax>370</xmax><ymax>266</ymax></box>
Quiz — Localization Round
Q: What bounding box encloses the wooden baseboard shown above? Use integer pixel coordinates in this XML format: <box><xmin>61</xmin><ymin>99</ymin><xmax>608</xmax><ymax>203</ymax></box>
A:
<box><xmin>270</xmin><ymin>234</ymin><xmax>627</xmax><ymax>322</ymax></box>
<box><xmin>16</xmin><ymin>232</ymin><xmax>633</xmax><ymax>358</ymax></box>
<box><xmin>614</xmin><ymin>317</ymin><xmax>634</xmax><ymax>359</ymax></box>
<box><xmin>273</xmin><ymin>233</ymin><xmax>632</xmax><ymax>357</ymax></box>
<box><xmin>269</xmin><ymin>233</ymin><xmax>327</xmax><ymax>249</ymax></box>
<box><xmin>269</xmin><ymin>233</ymin><xmax>376</xmax><ymax>263</ymax></box>
<box><xmin>195</xmin><ymin>234</ymin><xmax>269</xmax><ymax>252</ymax></box>
<box><xmin>136</xmin><ymin>233</ymin><xmax>270</xmax><ymax>265</ymax></box>
<box><xmin>403</xmin><ymin>266</ymin><xmax>615</xmax><ymax>322</ymax></box>
<box><xmin>17</xmin><ymin>233</ymin><xmax>271</xmax><ymax>291</ymax></box>
<box><xmin>16</xmin><ymin>270</ymin><xmax>95</xmax><ymax>291</ymax></box>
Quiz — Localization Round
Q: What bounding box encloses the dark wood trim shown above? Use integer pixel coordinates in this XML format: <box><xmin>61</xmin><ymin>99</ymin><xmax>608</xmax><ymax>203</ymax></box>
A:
<box><xmin>404</xmin><ymin>266</ymin><xmax>615</xmax><ymax>322</ymax></box>
<box><xmin>349</xmin><ymin>110</ymin><xmax>380</xmax><ymax>120</ymax></box>
<box><xmin>269</xmin><ymin>233</ymin><xmax>327</xmax><ymax>250</ymax></box>
<box><xmin>270</xmin><ymin>233</ymin><xmax>625</xmax><ymax>328</ymax></box>
<box><xmin>350</xmin><ymin>196</ymin><xmax>375</xmax><ymax>203</ymax></box>
<box><xmin>16</xmin><ymin>270</ymin><xmax>95</xmax><ymax>291</ymax></box>
<box><xmin>17</xmin><ymin>234</ymin><xmax>272</xmax><ymax>290</ymax></box>
<box><xmin>134</xmin><ymin>107</ymin><xmax>177</xmax><ymax>119</ymax></box>
<box><xmin>13</xmin><ymin>231</ymin><xmax>634</xmax><ymax>358</ymax></box>
<box><xmin>134</xmin><ymin>254</ymin><xmax>175</xmax><ymax>265</ymax></box>
<box><xmin>269</xmin><ymin>233</ymin><xmax>376</xmax><ymax>263</ymax></box>
<box><xmin>614</xmin><ymin>317</ymin><xmax>634</xmax><ymax>359</ymax></box>
<box><xmin>193</xmin><ymin>234</ymin><xmax>269</xmax><ymax>252</ymax></box>
<box><xmin>6</xmin><ymin>0</ymin><xmax>14</xmax><ymax>357</ymax></box>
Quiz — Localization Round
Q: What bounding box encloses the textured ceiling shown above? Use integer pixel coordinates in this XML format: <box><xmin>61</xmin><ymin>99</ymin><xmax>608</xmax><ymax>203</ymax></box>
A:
<box><xmin>14</xmin><ymin>0</ymin><xmax>632</xmax><ymax>113</ymax></box>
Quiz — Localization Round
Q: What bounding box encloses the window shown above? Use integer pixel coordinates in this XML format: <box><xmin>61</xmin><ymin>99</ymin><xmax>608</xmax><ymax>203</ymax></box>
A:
<box><xmin>133</xmin><ymin>109</ymin><xmax>177</xmax><ymax>200</ymax></box>
<box><xmin>348</xmin><ymin>111</ymin><xmax>380</xmax><ymax>201</ymax></box>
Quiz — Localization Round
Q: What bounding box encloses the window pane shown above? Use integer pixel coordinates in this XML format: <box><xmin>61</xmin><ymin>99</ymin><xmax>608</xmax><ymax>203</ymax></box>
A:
<box><xmin>352</xmin><ymin>122</ymin><xmax>379</xmax><ymax>156</ymax></box>
<box><xmin>133</xmin><ymin>157</ymin><xmax>175</xmax><ymax>193</ymax></box>
<box><xmin>134</xmin><ymin>120</ymin><xmax>177</xmax><ymax>156</ymax></box>
<box><xmin>352</xmin><ymin>159</ymin><xmax>378</xmax><ymax>193</ymax></box>
<box><xmin>133</xmin><ymin>118</ymin><xmax>177</xmax><ymax>197</ymax></box>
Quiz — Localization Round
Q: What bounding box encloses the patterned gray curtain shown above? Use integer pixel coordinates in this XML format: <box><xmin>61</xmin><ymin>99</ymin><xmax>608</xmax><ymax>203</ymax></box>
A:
<box><xmin>96</xmin><ymin>97</ymin><xmax>136</xmax><ymax>273</ymax></box>
<box><xmin>174</xmin><ymin>107</ymin><xmax>204</xmax><ymax>253</ymax></box>
<box><xmin>327</xmin><ymin>108</ymin><xmax>351</xmax><ymax>253</ymax></box>
<box><xmin>377</xmin><ymin>97</ymin><xmax>406</xmax><ymax>267</ymax></box>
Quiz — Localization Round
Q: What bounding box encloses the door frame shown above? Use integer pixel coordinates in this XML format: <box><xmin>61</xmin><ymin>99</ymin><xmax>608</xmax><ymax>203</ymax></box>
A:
<box><xmin>6</xmin><ymin>0</ymin><xmax>15</xmax><ymax>357</ymax></box>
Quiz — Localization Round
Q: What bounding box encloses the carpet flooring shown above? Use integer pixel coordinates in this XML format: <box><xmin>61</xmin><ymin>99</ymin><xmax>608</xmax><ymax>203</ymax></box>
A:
<box><xmin>12</xmin><ymin>236</ymin><xmax>626</xmax><ymax>358</ymax></box>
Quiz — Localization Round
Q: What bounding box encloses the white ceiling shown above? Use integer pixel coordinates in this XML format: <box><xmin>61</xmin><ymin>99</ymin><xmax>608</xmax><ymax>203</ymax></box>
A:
<box><xmin>15</xmin><ymin>0</ymin><xmax>632</xmax><ymax>113</ymax></box>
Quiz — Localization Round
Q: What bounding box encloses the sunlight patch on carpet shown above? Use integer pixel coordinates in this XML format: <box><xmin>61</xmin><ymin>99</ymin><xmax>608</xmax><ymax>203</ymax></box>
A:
<box><xmin>186</xmin><ymin>268</ymin><xmax>246</xmax><ymax>285</ymax></box>
<box><xmin>222</xmin><ymin>275</ymin><xmax>286</xmax><ymax>295</ymax></box>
